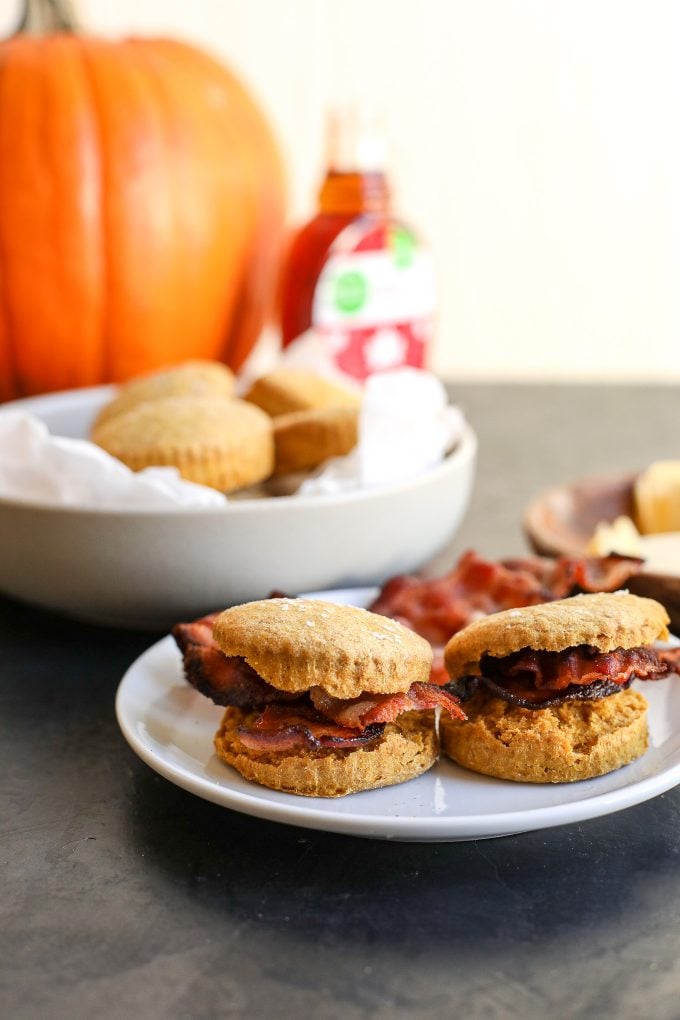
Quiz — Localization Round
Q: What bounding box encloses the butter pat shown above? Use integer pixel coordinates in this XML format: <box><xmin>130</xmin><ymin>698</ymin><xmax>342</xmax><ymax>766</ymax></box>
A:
<box><xmin>587</xmin><ymin>515</ymin><xmax>643</xmax><ymax>557</ymax></box>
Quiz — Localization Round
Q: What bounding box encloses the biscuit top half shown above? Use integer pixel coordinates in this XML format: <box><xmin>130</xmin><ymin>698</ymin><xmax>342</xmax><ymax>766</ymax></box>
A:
<box><xmin>444</xmin><ymin>592</ymin><xmax>670</xmax><ymax>680</ymax></box>
<box><xmin>212</xmin><ymin>599</ymin><xmax>432</xmax><ymax>698</ymax></box>
<box><xmin>93</xmin><ymin>360</ymin><xmax>236</xmax><ymax>428</ymax></box>
<box><xmin>92</xmin><ymin>395</ymin><xmax>271</xmax><ymax>450</ymax></box>
<box><xmin>244</xmin><ymin>368</ymin><xmax>361</xmax><ymax>417</ymax></box>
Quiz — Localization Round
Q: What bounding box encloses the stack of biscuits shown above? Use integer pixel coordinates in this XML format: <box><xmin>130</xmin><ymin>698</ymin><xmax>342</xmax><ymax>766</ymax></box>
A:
<box><xmin>244</xmin><ymin>368</ymin><xmax>360</xmax><ymax>476</ymax></box>
<box><xmin>91</xmin><ymin>360</ymin><xmax>361</xmax><ymax>494</ymax></box>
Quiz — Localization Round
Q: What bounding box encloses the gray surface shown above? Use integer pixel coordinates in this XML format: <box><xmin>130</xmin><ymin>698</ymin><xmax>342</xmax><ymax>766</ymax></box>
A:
<box><xmin>2</xmin><ymin>384</ymin><xmax>680</xmax><ymax>1020</ymax></box>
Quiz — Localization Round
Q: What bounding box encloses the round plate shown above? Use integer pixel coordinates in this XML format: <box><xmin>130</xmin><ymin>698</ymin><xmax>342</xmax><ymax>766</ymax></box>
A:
<box><xmin>0</xmin><ymin>388</ymin><xmax>476</xmax><ymax>630</ymax></box>
<box><xmin>115</xmin><ymin>588</ymin><xmax>680</xmax><ymax>841</ymax></box>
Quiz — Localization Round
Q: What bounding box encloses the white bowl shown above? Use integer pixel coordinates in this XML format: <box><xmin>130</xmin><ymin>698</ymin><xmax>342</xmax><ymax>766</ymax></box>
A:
<box><xmin>0</xmin><ymin>386</ymin><xmax>477</xmax><ymax>629</ymax></box>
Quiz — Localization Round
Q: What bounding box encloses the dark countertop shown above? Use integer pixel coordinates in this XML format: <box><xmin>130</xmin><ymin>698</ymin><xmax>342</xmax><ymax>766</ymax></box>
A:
<box><xmin>2</xmin><ymin>385</ymin><xmax>680</xmax><ymax>1019</ymax></box>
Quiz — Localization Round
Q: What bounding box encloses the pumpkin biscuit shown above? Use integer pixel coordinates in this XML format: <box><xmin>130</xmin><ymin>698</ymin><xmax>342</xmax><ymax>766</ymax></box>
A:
<box><xmin>93</xmin><ymin>359</ymin><xmax>236</xmax><ymax>429</ymax></box>
<box><xmin>172</xmin><ymin>599</ymin><xmax>447</xmax><ymax>797</ymax></box>
<box><xmin>212</xmin><ymin>598</ymin><xmax>432</xmax><ymax>699</ymax></box>
<box><xmin>244</xmin><ymin>368</ymin><xmax>361</xmax><ymax>417</ymax></box>
<box><xmin>92</xmin><ymin>395</ymin><xmax>273</xmax><ymax>492</ymax></box>
<box><xmin>444</xmin><ymin>592</ymin><xmax>669</xmax><ymax>680</ymax></box>
<box><xmin>441</xmin><ymin>592</ymin><xmax>670</xmax><ymax>783</ymax></box>
<box><xmin>273</xmin><ymin>405</ymin><xmax>359</xmax><ymax>474</ymax></box>
<box><xmin>215</xmin><ymin>706</ymin><xmax>438</xmax><ymax>797</ymax></box>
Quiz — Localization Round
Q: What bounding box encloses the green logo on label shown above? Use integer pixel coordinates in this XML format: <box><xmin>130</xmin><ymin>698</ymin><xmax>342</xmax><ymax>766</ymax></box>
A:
<box><xmin>392</xmin><ymin>227</ymin><xmax>415</xmax><ymax>268</ymax></box>
<box><xmin>334</xmin><ymin>270</ymin><xmax>367</xmax><ymax>313</ymax></box>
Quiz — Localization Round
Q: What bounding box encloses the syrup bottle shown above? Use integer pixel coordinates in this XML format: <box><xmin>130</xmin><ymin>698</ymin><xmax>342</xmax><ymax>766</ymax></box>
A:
<box><xmin>279</xmin><ymin>109</ymin><xmax>436</xmax><ymax>380</ymax></box>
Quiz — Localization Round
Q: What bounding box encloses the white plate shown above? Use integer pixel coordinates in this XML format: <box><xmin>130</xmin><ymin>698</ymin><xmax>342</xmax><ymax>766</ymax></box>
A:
<box><xmin>115</xmin><ymin>588</ymin><xmax>680</xmax><ymax>841</ymax></box>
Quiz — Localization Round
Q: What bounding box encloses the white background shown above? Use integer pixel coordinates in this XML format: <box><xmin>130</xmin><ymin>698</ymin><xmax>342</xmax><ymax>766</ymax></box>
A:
<box><xmin>2</xmin><ymin>0</ymin><xmax>679</xmax><ymax>382</ymax></box>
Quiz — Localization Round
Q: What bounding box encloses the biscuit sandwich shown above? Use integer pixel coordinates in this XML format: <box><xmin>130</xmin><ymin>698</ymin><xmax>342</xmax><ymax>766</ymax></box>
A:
<box><xmin>440</xmin><ymin>592</ymin><xmax>673</xmax><ymax>783</ymax></box>
<box><xmin>173</xmin><ymin>598</ymin><xmax>465</xmax><ymax>797</ymax></box>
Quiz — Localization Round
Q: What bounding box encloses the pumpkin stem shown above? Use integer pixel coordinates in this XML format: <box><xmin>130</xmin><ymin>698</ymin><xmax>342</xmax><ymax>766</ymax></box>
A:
<box><xmin>14</xmin><ymin>0</ymin><xmax>78</xmax><ymax>35</ymax></box>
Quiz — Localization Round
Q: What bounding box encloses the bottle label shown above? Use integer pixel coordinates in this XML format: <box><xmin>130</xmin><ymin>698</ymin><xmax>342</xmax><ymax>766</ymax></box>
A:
<box><xmin>311</xmin><ymin>222</ymin><xmax>436</xmax><ymax>379</ymax></box>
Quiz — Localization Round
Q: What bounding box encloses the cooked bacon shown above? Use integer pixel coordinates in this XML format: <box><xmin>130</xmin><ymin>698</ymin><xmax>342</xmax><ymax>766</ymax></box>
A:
<box><xmin>556</xmin><ymin>554</ymin><xmax>643</xmax><ymax>595</ymax></box>
<box><xmin>446</xmin><ymin>673</ymin><xmax>631</xmax><ymax>709</ymax></box>
<box><xmin>172</xmin><ymin>615</ymin><xmax>301</xmax><ymax>708</ymax></box>
<box><xmin>369</xmin><ymin>551</ymin><xmax>645</xmax><ymax>658</ymax></box>
<box><xmin>369</xmin><ymin>551</ymin><xmax>551</xmax><ymax>646</ymax></box>
<box><xmin>655</xmin><ymin>646</ymin><xmax>680</xmax><ymax>672</ymax></box>
<box><xmin>445</xmin><ymin>644</ymin><xmax>671</xmax><ymax>709</ymax></box>
<box><xmin>236</xmin><ymin>704</ymin><xmax>384</xmax><ymax>753</ymax></box>
<box><xmin>502</xmin><ymin>554</ymin><xmax>644</xmax><ymax>599</ymax></box>
<box><xmin>483</xmin><ymin>645</ymin><xmax>669</xmax><ymax>692</ymax></box>
<box><xmin>309</xmin><ymin>680</ymin><xmax>466</xmax><ymax>728</ymax></box>
<box><xmin>172</xmin><ymin>613</ymin><xmax>220</xmax><ymax>653</ymax></box>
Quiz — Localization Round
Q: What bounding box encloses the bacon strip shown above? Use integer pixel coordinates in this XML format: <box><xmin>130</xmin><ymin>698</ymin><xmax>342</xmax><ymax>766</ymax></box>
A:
<box><xmin>172</xmin><ymin>616</ymin><xmax>301</xmax><ymax>708</ymax></box>
<box><xmin>483</xmin><ymin>645</ymin><xmax>669</xmax><ymax>692</ymax></box>
<box><xmin>309</xmin><ymin>681</ymin><xmax>465</xmax><ymax>727</ymax></box>
<box><xmin>445</xmin><ymin>644</ymin><xmax>671</xmax><ymax>710</ymax></box>
<box><xmin>236</xmin><ymin>705</ymin><xmax>384</xmax><ymax>753</ymax></box>
<box><xmin>447</xmin><ymin>673</ymin><xmax>631</xmax><ymax>709</ymax></box>
<box><xmin>501</xmin><ymin>554</ymin><xmax>644</xmax><ymax>599</ymax></box>
<box><xmin>172</xmin><ymin>613</ymin><xmax>220</xmax><ymax>653</ymax></box>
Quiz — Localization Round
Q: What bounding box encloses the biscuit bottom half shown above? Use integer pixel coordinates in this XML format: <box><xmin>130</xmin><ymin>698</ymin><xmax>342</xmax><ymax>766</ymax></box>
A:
<box><xmin>440</xmin><ymin>688</ymin><xmax>649</xmax><ymax>783</ymax></box>
<box><xmin>214</xmin><ymin>707</ymin><xmax>438</xmax><ymax>797</ymax></box>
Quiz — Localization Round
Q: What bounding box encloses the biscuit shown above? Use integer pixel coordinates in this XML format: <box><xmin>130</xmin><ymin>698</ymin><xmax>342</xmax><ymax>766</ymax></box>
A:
<box><xmin>439</xmin><ymin>688</ymin><xmax>648</xmax><ymax>783</ymax></box>
<box><xmin>212</xmin><ymin>598</ymin><xmax>433</xmax><ymax>698</ymax></box>
<box><xmin>444</xmin><ymin>593</ymin><xmax>669</xmax><ymax>680</ymax></box>
<box><xmin>244</xmin><ymin>368</ymin><xmax>361</xmax><ymax>417</ymax></box>
<box><xmin>214</xmin><ymin>706</ymin><xmax>438</xmax><ymax>796</ymax></box>
<box><xmin>92</xmin><ymin>395</ymin><xmax>273</xmax><ymax>492</ymax></box>
<box><xmin>93</xmin><ymin>360</ymin><xmax>236</xmax><ymax>429</ymax></box>
<box><xmin>273</xmin><ymin>406</ymin><xmax>359</xmax><ymax>474</ymax></box>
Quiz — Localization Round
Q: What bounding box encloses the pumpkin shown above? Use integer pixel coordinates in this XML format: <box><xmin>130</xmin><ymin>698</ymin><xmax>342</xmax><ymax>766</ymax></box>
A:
<box><xmin>0</xmin><ymin>0</ymin><xmax>286</xmax><ymax>399</ymax></box>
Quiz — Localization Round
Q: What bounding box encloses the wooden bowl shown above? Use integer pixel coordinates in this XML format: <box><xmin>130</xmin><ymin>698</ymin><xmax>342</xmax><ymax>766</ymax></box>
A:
<box><xmin>523</xmin><ymin>471</ymin><xmax>680</xmax><ymax>633</ymax></box>
<box><xmin>523</xmin><ymin>471</ymin><xmax>636</xmax><ymax>558</ymax></box>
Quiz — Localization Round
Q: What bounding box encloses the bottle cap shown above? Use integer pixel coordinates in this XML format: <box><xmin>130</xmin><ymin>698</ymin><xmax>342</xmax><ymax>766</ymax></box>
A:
<box><xmin>325</xmin><ymin>107</ymin><xmax>387</xmax><ymax>173</ymax></box>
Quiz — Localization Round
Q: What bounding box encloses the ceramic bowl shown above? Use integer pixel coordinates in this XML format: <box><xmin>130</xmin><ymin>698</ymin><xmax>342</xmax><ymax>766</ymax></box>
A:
<box><xmin>0</xmin><ymin>386</ymin><xmax>477</xmax><ymax>629</ymax></box>
<box><xmin>524</xmin><ymin>471</ymin><xmax>680</xmax><ymax>632</ymax></box>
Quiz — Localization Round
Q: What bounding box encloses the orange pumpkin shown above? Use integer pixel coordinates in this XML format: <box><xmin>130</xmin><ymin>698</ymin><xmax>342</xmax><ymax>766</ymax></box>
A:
<box><xmin>0</xmin><ymin>5</ymin><xmax>286</xmax><ymax>399</ymax></box>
